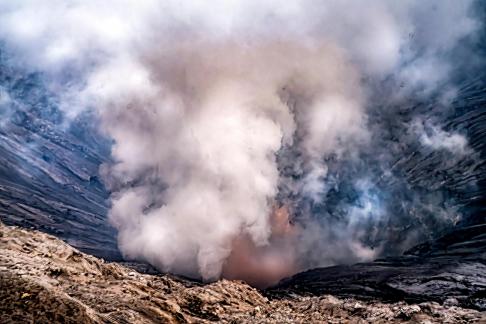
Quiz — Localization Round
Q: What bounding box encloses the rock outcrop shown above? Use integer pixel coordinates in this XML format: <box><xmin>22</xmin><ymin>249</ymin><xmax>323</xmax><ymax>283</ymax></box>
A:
<box><xmin>1</xmin><ymin>222</ymin><xmax>484</xmax><ymax>323</ymax></box>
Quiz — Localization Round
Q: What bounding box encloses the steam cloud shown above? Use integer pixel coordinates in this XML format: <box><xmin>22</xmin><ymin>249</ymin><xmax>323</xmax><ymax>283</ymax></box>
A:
<box><xmin>0</xmin><ymin>1</ymin><xmax>481</xmax><ymax>286</ymax></box>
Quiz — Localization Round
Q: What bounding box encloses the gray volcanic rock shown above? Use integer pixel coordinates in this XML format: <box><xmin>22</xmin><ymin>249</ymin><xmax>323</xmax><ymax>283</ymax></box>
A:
<box><xmin>0</xmin><ymin>52</ymin><xmax>120</xmax><ymax>260</ymax></box>
<box><xmin>267</xmin><ymin>224</ymin><xmax>486</xmax><ymax>311</ymax></box>
<box><xmin>1</xmin><ymin>222</ymin><xmax>484</xmax><ymax>323</ymax></box>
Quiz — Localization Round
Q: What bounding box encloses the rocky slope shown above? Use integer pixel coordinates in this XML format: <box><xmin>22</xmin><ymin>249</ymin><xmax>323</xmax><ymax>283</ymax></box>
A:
<box><xmin>0</xmin><ymin>54</ymin><xmax>120</xmax><ymax>260</ymax></box>
<box><xmin>1</xmin><ymin>222</ymin><xmax>485</xmax><ymax>323</ymax></box>
<box><xmin>268</xmin><ymin>223</ymin><xmax>486</xmax><ymax>311</ymax></box>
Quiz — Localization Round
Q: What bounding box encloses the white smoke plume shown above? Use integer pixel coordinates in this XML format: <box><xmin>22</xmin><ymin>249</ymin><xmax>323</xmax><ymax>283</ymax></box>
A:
<box><xmin>0</xmin><ymin>0</ymin><xmax>480</xmax><ymax>286</ymax></box>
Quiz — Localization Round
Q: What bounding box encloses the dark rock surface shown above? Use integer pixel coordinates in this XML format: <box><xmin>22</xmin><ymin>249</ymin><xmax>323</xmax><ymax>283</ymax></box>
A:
<box><xmin>268</xmin><ymin>223</ymin><xmax>486</xmax><ymax>311</ymax></box>
<box><xmin>0</xmin><ymin>52</ymin><xmax>121</xmax><ymax>260</ymax></box>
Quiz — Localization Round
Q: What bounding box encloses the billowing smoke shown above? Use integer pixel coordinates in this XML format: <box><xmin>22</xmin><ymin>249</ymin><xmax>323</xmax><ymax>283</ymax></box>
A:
<box><xmin>100</xmin><ymin>40</ymin><xmax>365</xmax><ymax>283</ymax></box>
<box><xmin>0</xmin><ymin>1</ymin><xmax>482</xmax><ymax>287</ymax></box>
